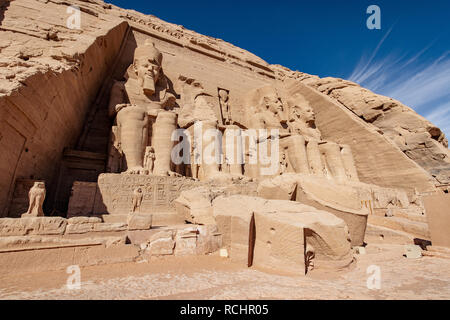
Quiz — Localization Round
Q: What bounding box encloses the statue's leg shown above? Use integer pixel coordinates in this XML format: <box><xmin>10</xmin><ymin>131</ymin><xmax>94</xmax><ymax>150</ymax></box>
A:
<box><xmin>26</xmin><ymin>197</ymin><xmax>34</xmax><ymax>214</ymax></box>
<box><xmin>152</xmin><ymin>112</ymin><xmax>177</xmax><ymax>175</ymax></box>
<box><xmin>306</xmin><ymin>139</ymin><xmax>325</xmax><ymax>176</ymax></box>
<box><xmin>318</xmin><ymin>142</ymin><xmax>347</xmax><ymax>182</ymax></box>
<box><xmin>285</xmin><ymin>135</ymin><xmax>310</xmax><ymax>174</ymax></box>
<box><xmin>340</xmin><ymin>145</ymin><xmax>359</xmax><ymax>181</ymax></box>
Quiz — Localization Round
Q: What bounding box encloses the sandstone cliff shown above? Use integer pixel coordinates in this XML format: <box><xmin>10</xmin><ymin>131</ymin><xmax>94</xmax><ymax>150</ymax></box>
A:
<box><xmin>0</xmin><ymin>0</ymin><xmax>448</xmax><ymax>216</ymax></box>
<box><xmin>296</xmin><ymin>75</ymin><xmax>450</xmax><ymax>187</ymax></box>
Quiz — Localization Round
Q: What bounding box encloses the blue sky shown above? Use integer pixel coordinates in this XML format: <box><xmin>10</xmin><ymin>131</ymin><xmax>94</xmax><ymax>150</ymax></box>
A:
<box><xmin>107</xmin><ymin>0</ymin><xmax>450</xmax><ymax>136</ymax></box>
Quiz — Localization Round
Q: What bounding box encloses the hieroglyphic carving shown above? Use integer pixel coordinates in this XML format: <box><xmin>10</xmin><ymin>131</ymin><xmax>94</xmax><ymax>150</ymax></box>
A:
<box><xmin>131</xmin><ymin>187</ymin><xmax>144</xmax><ymax>213</ymax></box>
<box><xmin>97</xmin><ymin>174</ymin><xmax>200</xmax><ymax>214</ymax></box>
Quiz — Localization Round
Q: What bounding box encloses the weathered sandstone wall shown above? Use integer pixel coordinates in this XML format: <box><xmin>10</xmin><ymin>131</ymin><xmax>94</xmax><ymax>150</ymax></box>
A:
<box><xmin>0</xmin><ymin>0</ymin><xmax>128</xmax><ymax>215</ymax></box>
<box><xmin>281</xmin><ymin>72</ymin><xmax>450</xmax><ymax>188</ymax></box>
<box><xmin>282</xmin><ymin>79</ymin><xmax>436</xmax><ymax>193</ymax></box>
<box><xmin>1</xmin><ymin>0</ymin><xmax>448</xmax><ymax>216</ymax></box>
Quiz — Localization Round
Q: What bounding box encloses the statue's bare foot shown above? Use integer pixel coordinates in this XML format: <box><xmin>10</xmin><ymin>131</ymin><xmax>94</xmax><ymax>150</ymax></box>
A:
<box><xmin>168</xmin><ymin>171</ymin><xmax>181</xmax><ymax>177</ymax></box>
<box><xmin>126</xmin><ymin>167</ymin><xmax>145</xmax><ymax>174</ymax></box>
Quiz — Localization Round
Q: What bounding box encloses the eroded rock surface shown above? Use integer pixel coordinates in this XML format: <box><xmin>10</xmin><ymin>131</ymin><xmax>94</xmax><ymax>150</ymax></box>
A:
<box><xmin>0</xmin><ymin>0</ymin><xmax>449</xmax><ymax>279</ymax></box>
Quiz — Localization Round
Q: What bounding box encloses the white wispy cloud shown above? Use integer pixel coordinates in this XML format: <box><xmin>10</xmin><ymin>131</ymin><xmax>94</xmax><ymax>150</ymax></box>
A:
<box><xmin>425</xmin><ymin>101</ymin><xmax>450</xmax><ymax>138</ymax></box>
<box><xmin>348</xmin><ymin>35</ymin><xmax>450</xmax><ymax>138</ymax></box>
<box><xmin>349</xmin><ymin>25</ymin><xmax>395</xmax><ymax>83</ymax></box>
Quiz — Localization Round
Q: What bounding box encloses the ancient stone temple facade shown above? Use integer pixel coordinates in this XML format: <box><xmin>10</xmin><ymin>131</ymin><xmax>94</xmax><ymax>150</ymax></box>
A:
<box><xmin>0</xmin><ymin>0</ymin><xmax>449</xmax><ymax>274</ymax></box>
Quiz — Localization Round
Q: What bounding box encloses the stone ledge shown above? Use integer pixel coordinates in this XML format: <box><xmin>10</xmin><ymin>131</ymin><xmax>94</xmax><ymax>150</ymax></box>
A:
<box><xmin>0</xmin><ymin>235</ymin><xmax>127</xmax><ymax>250</ymax></box>
<box><xmin>0</xmin><ymin>243</ymin><xmax>140</xmax><ymax>274</ymax></box>
<box><xmin>0</xmin><ymin>217</ymin><xmax>67</xmax><ymax>236</ymax></box>
<box><xmin>0</xmin><ymin>215</ymin><xmax>152</xmax><ymax>237</ymax></box>
<box><xmin>127</xmin><ymin>214</ymin><xmax>152</xmax><ymax>231</ymax></box>
<box><xmin>368</xmin><ymin>215</ymin><xmax>430</xmax><ymax>240</ymax></box>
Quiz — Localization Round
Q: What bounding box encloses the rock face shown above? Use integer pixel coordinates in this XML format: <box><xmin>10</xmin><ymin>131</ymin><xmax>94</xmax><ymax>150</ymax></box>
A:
<box><xmin>257</xmin><ymin>173</ymin><xmax>369</xmax><ymax>246</ymax></box>
<box><xmin>423</xmin><ymin>194</ymin><xmax>450</xmax><ymax>248</ymax></box>
<box><xmin>0</xmin><ymin>0</ymin><xmax>449</xmax><ymax>273</ymax></box>
<box><xmin>296</xmin><ymin>77</ymin><xmax>450</xmax><ymax>187</ymax></box>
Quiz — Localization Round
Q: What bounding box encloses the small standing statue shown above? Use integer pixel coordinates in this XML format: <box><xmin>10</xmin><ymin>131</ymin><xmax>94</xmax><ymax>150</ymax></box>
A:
<box><xmin>219</xmin><ymin>89</ymin><xmax>232</xmax><ymax>125</ymax></box>
<box><xmin>280</xmin><ymin>152</ymin><xmax>288</xmax><ymax>175</ymax></box>
<box><xmin>143</xmin><ymin>146</ymin><xmax>156</xmax><ymax>174</ymax></box>
<box><xmin>190</xmin><ymin>139</ymin><xmax>201</xmax><ymax>179</ymax></box>
<box><xmin>22</xmin><ymin>182</ymin><xmax>46</xmax><ymax>217</ymax></box>
<box><xmin>131</xmin><ymin>187</ymin><xmax>144</xmax><ymax>213</ymax></box>
<box><xmin>223</xmin><ymin>154</ymin><xmax>231</xmax><ymax>174</ymax></box>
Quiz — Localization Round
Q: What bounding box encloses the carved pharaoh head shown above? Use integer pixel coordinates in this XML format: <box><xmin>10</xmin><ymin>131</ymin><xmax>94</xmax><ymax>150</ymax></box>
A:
<box><xmin>247</xmin><ymin>86</ymin><xmax>287</xmax><ymax>124</ymax></box>
<box><xmin>219</xmin><ymin>89</ymin><xmax>229</xmax><ymax>102</ymax></box>
<box><xmin>288</xmin><ymin>94</ymin><xmax>316</xmax><ymax>125</ymax></box>
<box><xmin>133</xmin><ymin>40</ymin><xmax>163</xmax><ymax>97</ymax></box>
<box><xmin>301</xmin><ymin>106</ymin><xmax>315</xmax><ymax>124</ymax></box>
<box><xmin>35</xmin><ymin>182</ymin><xmax>45</xmax><ymax>189</ymax></box>
<box><xmin>145</xmin><ymin>146</ymin><xmax>155</xmax><ymax>154</ymax></box>
<box><xmin>263</xmin><ymin>93</ymin><xmax>285</xmax><ymax>121</ymax></box>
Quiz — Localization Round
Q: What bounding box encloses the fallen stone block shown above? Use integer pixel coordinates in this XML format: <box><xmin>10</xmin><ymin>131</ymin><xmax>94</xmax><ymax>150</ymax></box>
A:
<box><xmin>257</xmin><ymin>174</ymin><xmax>369</xmax><ymax>246</ymax></box>
<box><xmin>149</xmin><ymin>230</ymin><xmax>174</xmax><ymax>243</ymax></box>
<box><xmin>404</xmin><ymin>245</ymin><xmax>422</xmax><ymax>259</ymax></box>
<box><xmin>65</xmin><ymin>223</ymin><xmax>95</xmax><ymax>234</ymax></box>
<box><xmin>212</xmin><ymin>195</ymin><xmax>353</xmax><ymax>273</ymax></box>
<box><xmin>423</xmin><ymin>194</ymin><xmax>450</xmax><ymax>248</ymax></box>
<box><xmin>67</xmin><ymin>217</ymin><xmax>102</xmax><ymax>225</ymax></box>
<box><xmin>127</xmin><ymin>214</ymin><xmax>153</xmax><ymax>231</ymax></box>
<box><xmin>174</xmin><ymin>187</ymin><xmax>217</xmax><ymax>225</ymax></box>
<box><xmin>253</xmin><ymin>211</ymin><xmax>306</xmax><ymax>274</ymax></box>
<box><xmin>196</xmin><ymin>224</ymin><xmax>222</xmax><ymax>255</ymax></box>
<box><xmin>174</xmin><ymin>231</ymin><xmax>197</xmax><ymax>256</ymax></box>
<box><xmin>220</xmin><ymin>248</ymin><xmax>229</xmax><ymax>258</ymax></box>
<box><xmin>354</xmin><ymin>246</ymin><xmax>366</xmax><ymax>255</ymax></box>
<box><xmin>213</xmin><ymin>195</ymin><xmax>266</xmax><ymax>266</ymax></box>
<box><xmin>92</xmin><ymin>222</ymin><xmax>127</xmax><ymax>233</ymax></box>
<box><xmin>148</xmin><ymin>237</ymin><xmax>175</xmax><ymax>255</ymax></box>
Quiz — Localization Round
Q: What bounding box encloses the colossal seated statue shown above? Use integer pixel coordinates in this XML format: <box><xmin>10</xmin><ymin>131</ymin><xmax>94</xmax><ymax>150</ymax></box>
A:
<box><xmin>177</xmin><ymin>76</ymin><xmax>219</xmax><ymax>128</ymax></box>
<box><xmin>244</xmin><ymin>85</ymin><xmax>359</xmax><ymax>182</ymax></box>
<box><xmin>286</xmin><ymin>94</ymin><xmax>321</xmax><ymax>141</ymax></box>
<box><xmin>177</xmin><ymin>76</ymin><xmax>226</xmax><ymax>180</ymax></box>
<box><xmin>115</xmin><ymin>103</ymin><xmax>149</xmax><ymax>174</ymax></box>
<box><xmin>106</xmin><ymin>41</ymin><xmax>177</xmax><ymax>175</ymax></box>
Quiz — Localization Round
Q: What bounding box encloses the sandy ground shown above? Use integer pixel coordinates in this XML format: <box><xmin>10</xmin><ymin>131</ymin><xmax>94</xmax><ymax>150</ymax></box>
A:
<box><xmin>0</xmin><ymin>243</ymin><xmax>449</xmax><ymax>300</ymax></box>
